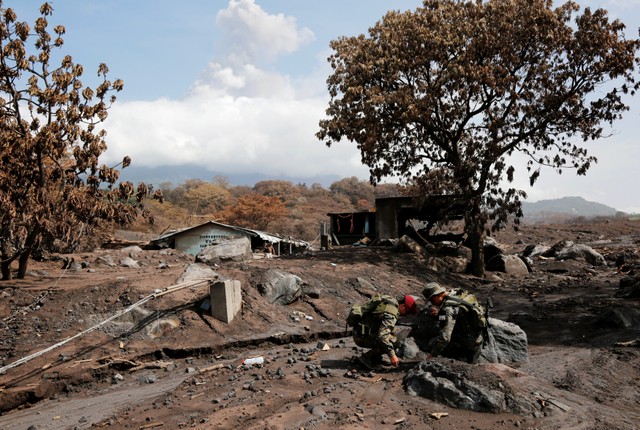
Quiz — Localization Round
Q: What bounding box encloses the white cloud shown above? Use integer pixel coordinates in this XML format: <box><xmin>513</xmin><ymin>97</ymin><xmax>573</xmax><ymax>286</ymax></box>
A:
<box><xmin>102</xmin><ymin>0</ymin><xmax>367</xmax><ymax>181</ymax></box>
<box><xmin>191</xmin><ymin>62</ymin><xmax>295</xmax><ymax>99</ymax></box>
<box><xmin>215</xmin><ymin>0</ymin><xmax>315</xmax><ymax>66</ymax></box>
<box><xmin>104</xmin><ymin>91</ymin><xmax>368</xmax><ymax>179</ymax></box>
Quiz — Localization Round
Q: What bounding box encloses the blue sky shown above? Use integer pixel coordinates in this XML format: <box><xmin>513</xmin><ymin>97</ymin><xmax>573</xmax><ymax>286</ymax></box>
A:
<box><xmin>9</xmin><ymin>0</ymin><xmax>640</xmax><ymax>213</ymax></box>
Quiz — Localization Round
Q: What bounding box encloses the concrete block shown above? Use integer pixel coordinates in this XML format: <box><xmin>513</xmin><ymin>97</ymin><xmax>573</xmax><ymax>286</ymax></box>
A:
<box><xmin>210</xmin><ymin>280</ymin><xmax>242</xmax><ymax>323</ymax></box>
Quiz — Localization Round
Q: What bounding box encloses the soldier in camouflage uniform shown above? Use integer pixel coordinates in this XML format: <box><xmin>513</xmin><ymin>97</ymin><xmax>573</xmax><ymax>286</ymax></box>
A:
<box><xmin>353</xmin><ymin>294</ymin><xmax>417</xmax><ymax>368</ymax></box>
<box><xmin>421</xmin><ymin>282</ymin><xmax>485</xmax><ymax>364</ymax></box>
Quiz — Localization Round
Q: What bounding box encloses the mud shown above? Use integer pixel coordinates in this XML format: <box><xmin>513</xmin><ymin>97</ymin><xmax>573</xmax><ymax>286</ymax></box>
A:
<box><xmin>0</xmin><ymin>219</ymin><xmax>639</xmax><ymax>429</ymax></box>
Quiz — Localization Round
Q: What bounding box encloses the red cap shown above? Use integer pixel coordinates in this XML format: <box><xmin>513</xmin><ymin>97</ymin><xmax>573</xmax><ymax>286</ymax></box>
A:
<box><xmin>404</xmin><ymin>295</ymin><xmax>417</xmax><ymax>314</ymax></box>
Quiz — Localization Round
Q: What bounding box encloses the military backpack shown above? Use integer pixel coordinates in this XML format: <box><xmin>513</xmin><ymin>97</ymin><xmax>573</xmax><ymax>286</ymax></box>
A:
<box><xmin>346</xmin><ymin>294</ymin><xmax>398</xmax><ymax>335</ymax></box>
<box><xmin>444</xmin><ymin>290</ymin><xmax>488</xmax><ymax>331</ymax></box>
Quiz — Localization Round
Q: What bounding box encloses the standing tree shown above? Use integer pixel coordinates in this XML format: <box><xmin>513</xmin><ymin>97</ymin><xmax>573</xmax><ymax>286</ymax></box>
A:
<box><xmin>317</xmin><ymin>0</ymin><xmax>639</xmax><ymax>276</ymax></box>
<box><xmin>0</xmin><ymin>3</ymin><xmax>161</xmax><ymax>280</ymax></box>
<box><xmin>217</xmin><ymin>194</ymin><xmax>288</xmax><ymax>231</ymax></box>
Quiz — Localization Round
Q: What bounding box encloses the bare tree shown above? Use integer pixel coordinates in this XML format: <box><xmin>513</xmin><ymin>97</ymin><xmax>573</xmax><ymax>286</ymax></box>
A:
<box><xmin>0</xmin><ymin>3</ymin><xmax>161</xmax><ymax>280</ymax></box>
<box><xmin>317</xmin><ymin>0</ymin><xmax>639</xmax><ymax>275</ymax></box>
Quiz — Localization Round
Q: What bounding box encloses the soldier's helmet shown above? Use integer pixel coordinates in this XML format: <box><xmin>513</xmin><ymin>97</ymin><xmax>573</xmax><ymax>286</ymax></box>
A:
<box><xmin>422</xmin><ymin>282</ymin><xmax>446</xmax><ymax>300</ymax></box>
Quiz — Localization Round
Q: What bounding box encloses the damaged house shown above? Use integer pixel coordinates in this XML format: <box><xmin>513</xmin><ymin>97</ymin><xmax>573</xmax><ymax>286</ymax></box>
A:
<box><xmin>149</xmin><ymin>221</ymin><xmax>310</xmax><ymax>257</ymax></box>
<box><xmin>328</xmin><ymin>196</ymin><xmax>467</xmax><ymax>246</ymax></box>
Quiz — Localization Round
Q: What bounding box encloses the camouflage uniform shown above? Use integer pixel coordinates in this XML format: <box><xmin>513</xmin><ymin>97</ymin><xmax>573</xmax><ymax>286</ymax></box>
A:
<box><xmin>427</xmin><ymin>290</ymin><xmax>484</xmax><ymax>363</ymax></box>
<box><xmin>352</xmin><ymin>295</ymin><xmax>399</xmax><ymax>362</ymax></box>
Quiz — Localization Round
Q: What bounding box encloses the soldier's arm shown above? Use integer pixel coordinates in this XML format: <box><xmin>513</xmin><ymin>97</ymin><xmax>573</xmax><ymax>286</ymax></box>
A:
<box><xmin>427</xmin><ymin>306</ymin><xmax>456</xmax><ymax>356</ymax></box>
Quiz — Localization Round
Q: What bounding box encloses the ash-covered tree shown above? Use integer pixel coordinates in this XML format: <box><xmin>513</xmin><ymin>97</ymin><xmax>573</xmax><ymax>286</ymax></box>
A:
<box><xmin>329</xmin><ymin>176</ymin><xmax>375</xmax><ymax>208</ymax></box>
<box><xmin>217</xmin><ymin>194</ymin><xmax>288</xmax><ymax>231</ymax></box>
<box><xmin>317</xmin><ymin>0</ymin><xmax>639</xmax><ymax>276</ymax></box>
<box><xmin>0</xmin><ymin>3</ymin><xmax>161</xmax><ymax>280</ymax></box>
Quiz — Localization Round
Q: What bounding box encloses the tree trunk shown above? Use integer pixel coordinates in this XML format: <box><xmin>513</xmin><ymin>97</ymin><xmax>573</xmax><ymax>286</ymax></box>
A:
<box><xmin>17</xmin><ymin>248</ymin><xmax>32</xmax><ymax>279</ymax></box>
<box><xmin>465</xmin><ymin>200</ymin><xmax>486</xmax><ymax>278</ymax></box>
<box><xmin>467</xmin><ymin>221</ymin><xmax>485</xmax><ymax>277</ymax></box>
<box><xmin>1</xmin><ymin>260</ymin><xmax>11</xmax><ymax>280</ymax></box>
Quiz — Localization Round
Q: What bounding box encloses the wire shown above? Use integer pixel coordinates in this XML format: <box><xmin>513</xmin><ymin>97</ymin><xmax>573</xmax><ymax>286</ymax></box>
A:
<box><xmin>0</xmin><ymin>278</ymin><xmax>213</xmax><ymax>374</ymax></box>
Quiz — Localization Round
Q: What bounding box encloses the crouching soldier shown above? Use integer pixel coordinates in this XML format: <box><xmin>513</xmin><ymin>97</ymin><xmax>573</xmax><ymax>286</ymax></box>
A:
<box><xmin>348</xmin><ymin>294</ymin><xmax>418</xmax><ymax>369</ymax></box>
<box><xmin>421</xmin><ymin>282</ymin><xmax>487</xmax><ymax>364</ymax></box>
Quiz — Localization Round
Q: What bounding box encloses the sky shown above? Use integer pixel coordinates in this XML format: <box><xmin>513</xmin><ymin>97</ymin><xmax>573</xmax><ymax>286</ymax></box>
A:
<box><xmin>9</xmin><ymin>0</ymin><xmax>640</xmax><ymax>213</ymax></box>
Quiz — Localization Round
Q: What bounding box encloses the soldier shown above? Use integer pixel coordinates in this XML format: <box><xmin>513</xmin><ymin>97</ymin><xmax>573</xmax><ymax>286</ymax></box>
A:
<box><xmin>421</xmin><ymin>282</ymin><xmax>487</xmax><ymax>363</ymax></box>
<box><xmin>351</xmin><ymin>294</ymin><xmax>418</xmax><ymax>368</ymax></box>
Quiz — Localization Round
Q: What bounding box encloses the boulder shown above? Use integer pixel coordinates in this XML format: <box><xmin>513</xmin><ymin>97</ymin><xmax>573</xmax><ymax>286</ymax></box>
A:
<box><xmin>120</xmin><ymin>245</ymin><xmax>143</xmax><ymax>258</ymax></box>
<box><xmin>618</xmin><ymin>276</ymin><xmax>640</xmax><ymax>298</ymax></box>
<box><xmin>404</xmin><ymin>360</ymin><xmax>536</xmax><ymax>414</ymax></box>
<box><xmin>478</xmin><ymin>318</ymin><xmax>529</xmax><ymax>364</ymax></box>
<box><xmin>195</xmin><ymin>236</ymin><xmax>252</xmax><ymax>265</ymax></box>
<box><xmin>119</xmin><ymin>257</ymin><xmax>140</xmax><ymax>268</ymax></box>
<box><xmin>94</xmin><ymin>255</ymin><xmax>116</xmax><ymax>267</ymax></box>
<box><xmin>405</xmin><ymin>361</ymin><xmax>509</xmax><ymax>412</ymax></box>
<box><xmin>257</xmin><ymin>269</ymin><xmax>303</xmax><ymax>305</ymax></box>
<box><xmin>486</xmin><ymin>254</ymin><xmax>530</xmax><ymax>275</ymax></box>
<box><xmin>483</xmin><ymin>239</ymin><xmax>504</xmax><ymax>266</ymax></box>
<box><xmin>396</xmin><ymin>336</ymin><xmax>422</xmax><ymax>360</ymax></box>
<box><xmin>555</xmin><ymin>243</ymin><xmax>606</xmax><ymax>266</ymax></box>
<box><xmin>177</xmin><ymin>263</ymin><xmax>220</xmax><ymax>283</ymax></box>
<box><xmin>595</xmin><ymin>308</ymin><xmax>640</xmax><ymax>329</ymax></box>
<box><xmin>522</xmin><ymin>244</ymin><xmax>551</xmax><ymax>258</ymax></box>
<box><xmin>542</xmin><ymin>240</ymin><xmax>574</xmax><ymax>258</ymax></box>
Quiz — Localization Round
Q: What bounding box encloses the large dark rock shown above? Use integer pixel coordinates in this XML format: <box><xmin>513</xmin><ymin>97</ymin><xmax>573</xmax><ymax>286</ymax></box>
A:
<box><xmin>405</xmin><ymin>361</ymin><xmax>503</xmax><ymax>412</ymax></box>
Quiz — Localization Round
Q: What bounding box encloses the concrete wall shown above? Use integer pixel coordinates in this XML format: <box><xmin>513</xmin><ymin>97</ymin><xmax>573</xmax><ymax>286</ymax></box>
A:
<box><xmin>175</xmin><ymin>224</ymin><xmax>244</xmax><ymax>256</ymax></box>
<box><xmin>375</xmin><ymin>197</ymin><xmax>414</xmax><ymax>240</ymax></box>
<box><xmin>210</xmin><ymin>280</ymin><xmax>242</xmax><ymax>323</ymax></box>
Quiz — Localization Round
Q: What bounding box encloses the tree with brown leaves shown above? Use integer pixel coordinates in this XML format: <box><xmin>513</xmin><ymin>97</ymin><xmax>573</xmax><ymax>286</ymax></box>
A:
<box><xmin>0</xmin><ymin>2</ymin><xmax>161</xmax><ymax>280</ymax></box>
<box><xmin>217</xmin><ymin>194</ymin><xmax>288</xmax><ymax>232</ymax></box>
<box><xmin>317</xmin><ymin>0</ymin><xmax>639</xmax><ymax>276</ymax></box>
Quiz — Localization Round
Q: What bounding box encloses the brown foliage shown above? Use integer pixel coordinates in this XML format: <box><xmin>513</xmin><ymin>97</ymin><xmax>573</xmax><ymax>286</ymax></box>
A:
<box><xmin>216</xmin><ymin>194</ymin><xmax>288</xmax><ymax>231</ymax></box>
<box><xmin>0</xmin><ymin>3</ymin><xmax>159</xmax><ymax>279</ymax></box>
<box><xmin>317</xmin><ymin>0</ymin><xmax>640</xmax><ymax>274</ymax></box>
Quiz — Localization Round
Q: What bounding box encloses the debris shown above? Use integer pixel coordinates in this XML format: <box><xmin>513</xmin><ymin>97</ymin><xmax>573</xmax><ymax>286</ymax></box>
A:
<box><xmin>533</xmin><ymin>392</ymin><xmax>571</xmax><ymax>412</ymax></box>
<box><xmin>199</xmin><ymin>363</ymin><xmax>226</xmax><ymax>373</ymax></box>
<box><xmin>242</xmin><ymin>356</ymin><xmax>264</xmax><ymax>365</ymax></box>
<box><xmin>430</xmin><ymin>412</ymin><xmax>449</xmax><ymax>420</ymax></box>
<box><xmin>394</xmin><ymin>417</ymin><xmax>406</xmax><ymax>424</ymax></box>
<box><xmin>614</xmin><ymin>339</ymin><xmax>640</xmax><ymax>347</ymax></box>
<box><xmin>128</xmin><ymin>361</ymin><xmax>175</xmax><ymax>373</ymax></box>
<box><xmin>139</xmin><ymin>422</ymin><xmax>164</xmax><ymax>429</ymax></box>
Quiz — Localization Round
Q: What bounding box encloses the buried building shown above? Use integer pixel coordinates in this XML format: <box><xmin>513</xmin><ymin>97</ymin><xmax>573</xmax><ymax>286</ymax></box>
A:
<box><xmin>148</xmin><ymin>220</ymin><xmax>310</xmax><ymax>257</ymax></box>
<box><xmin>327</xmin><ymin>195</ymin><xmax>467</xmax><ymax>246</ymax></box>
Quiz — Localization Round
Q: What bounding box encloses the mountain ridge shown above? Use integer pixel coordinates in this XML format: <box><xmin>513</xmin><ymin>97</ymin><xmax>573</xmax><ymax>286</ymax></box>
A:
<box><xmin>118</xmin><ymin>165</ymin><xmax>623</xmax><ymax>220</ymax></box>
<box><xmin>522</xmin><ymin>196</ymin><xmax>621</xmax><ymax>221</ymax></box>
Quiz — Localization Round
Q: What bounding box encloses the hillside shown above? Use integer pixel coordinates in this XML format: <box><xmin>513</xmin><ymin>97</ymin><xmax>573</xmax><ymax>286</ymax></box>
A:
<box><xmin>522</xmin><ymin>196</ymin><xmax>621</xmax><ymax>223</ymax></box>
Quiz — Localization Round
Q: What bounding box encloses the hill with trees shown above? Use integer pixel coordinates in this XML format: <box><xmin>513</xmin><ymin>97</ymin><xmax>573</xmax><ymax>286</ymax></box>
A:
<box><xmin>128</xmin><ymin>177</ymin><xmax>402</xmax><ymax>244</ymax></box>
<box><xmin>522</xmin><ymin>196</ymin><xmax>623</xmax><ymax>223</ymax></box>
